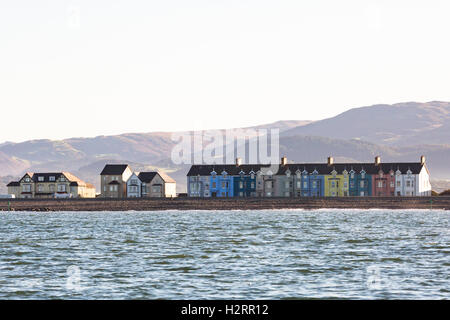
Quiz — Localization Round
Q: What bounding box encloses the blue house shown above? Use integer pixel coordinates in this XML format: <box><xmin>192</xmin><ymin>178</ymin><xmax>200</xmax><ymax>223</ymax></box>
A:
<box><xmin>234</xmin><ymin>169</ymin><xmax>256</xmax><ymax>197</ymax></box>
<box><xmin>300</xmin><ymin>169</ymin><xmax>325</xmax><ymax>197</ymax></box>
<box><xmin>349</xmin><ymin>168</ymin><xmax>372</xmax><ymax>196</ymax></box>
<box><xmin>210</xmin><ymin>169</ymin><xmax>234</xmax><ymax>197</ymax></box>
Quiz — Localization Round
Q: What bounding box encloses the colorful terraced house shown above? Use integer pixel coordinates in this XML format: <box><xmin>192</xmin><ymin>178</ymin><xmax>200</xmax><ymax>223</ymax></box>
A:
<box><xmin>187</xmin><ymin>156</ymin><xmax>431</xmax><ymax>197</ymax></box>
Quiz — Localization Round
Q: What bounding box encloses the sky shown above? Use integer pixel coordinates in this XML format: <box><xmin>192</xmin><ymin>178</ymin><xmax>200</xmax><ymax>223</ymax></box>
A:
<box><xmin>0</xmin><ymin>0</ymin><xmax>449</xmax><ymax>143</ymax></box>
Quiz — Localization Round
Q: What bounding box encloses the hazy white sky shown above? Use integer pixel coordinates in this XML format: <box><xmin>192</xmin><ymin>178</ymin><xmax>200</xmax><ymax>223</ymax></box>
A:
<box><xmin>0</xmin><ymin>0</ymin><xmax>449</xmax><ymax>143</ymax></box>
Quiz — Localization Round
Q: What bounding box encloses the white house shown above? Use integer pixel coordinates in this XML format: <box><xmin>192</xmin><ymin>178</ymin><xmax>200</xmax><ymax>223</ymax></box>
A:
<box><xmin>126</xmin><ymin>171</ymin><xmax>176</xmax><ymax>198</ymax></box>
<box><xmin>394</xmin><ymin>156</ymin><xmax>431</xmax><ymax>196</ymax></box>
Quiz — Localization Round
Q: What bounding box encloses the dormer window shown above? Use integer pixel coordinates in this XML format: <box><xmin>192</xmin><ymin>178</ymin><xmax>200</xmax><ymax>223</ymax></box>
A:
<box><xmin>343</xmin><ymin>170</ymin><xmax>348</xmax><ymax>176</ymax></box>
<box><xmin>407</xmin><ymin>169</ymin><xmax>412</xmax><ymax>176</ymax></box>
<box><xmin>49</xmin><ymin>176</ymin><xmax>55</xmax><ymax>182</ymax></box>
<box><xmin>211</xmin><ymin>170</ymin><xmax>217</xmax><ymax>178</ymax></box>
<box><xmin>396</xmin><ymin>170</ymin><xmax>401</xmax><ymax>175</ymax></box>
<box><xmin>350</xmin><ymin>170</ymin><xmax>355</xmax><ymax>179</ymax></box>
<box><xmin>221</xmin><ymin>170</ymin><xmax>227</xmax><ymax>177</ymax></box>
<box><xmin>239</xmin><ymin>170</ymin><xmax>245</xmax><ymax>177</ymax></box>
<box><xmin>312</xmin><ymin>169</ymin><xmax>318</xmax><ymax>175</ymax></box>
<box><xmin>331</xmin><ymin>170</ymin><xmax>337</xmax><ymax>177</ymax></box>
<box><xmin>249</xmin><ymin>170</ymin><xmax>255</xmax><ymax>179</ymax></box>
<box><xmin>286</xmin><ymin>170</ymin><xmax>291</xmax><ymax>177</ymax></box>
<box><xmin>38</xmin><ymin>176</ymin><xmax>44</xmax><ymax>182</ymax></box>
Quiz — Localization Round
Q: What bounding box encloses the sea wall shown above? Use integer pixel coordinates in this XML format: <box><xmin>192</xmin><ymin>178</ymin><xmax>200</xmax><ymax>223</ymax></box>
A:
<box><xmin>0</xmin><ymin>197</ymin><xmax>449</xmax><ymax>211</ymax></box>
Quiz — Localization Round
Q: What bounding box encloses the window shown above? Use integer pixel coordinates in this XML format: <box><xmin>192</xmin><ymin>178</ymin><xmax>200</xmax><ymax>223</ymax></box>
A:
<box><xmin>312</xmin><ymin>181</ymin><xmax>317</xmax><ymax>188</ymax></box>
<box><xmin>297</xmin><ymin>181</ymin><xmax>301</xmax><ymax>188</ymax></box>
<box><xmin>22</xmin><ymin>184</ymin><xmax>31</xmax><ymax>192</ymax></box>
<box><xmin>49</xmin><ymin>176</ymin><xmax>55</xmax><ymax>182</ymax></box>
<box><xmin>397</xmin><ymin>181</ymin><xmax>401</xmax><ymax>187</ymax></box>
<box><xmin>38</xmin><ymin>185</ymin><xmax>44</xmax><ymax>192</ymax></box>
<box><xmin>406</xmin><ymin>181</ymin><xmax>411</xmax><ymax>187</ymax></box>
<box><xmin>239</xmin><ymin>182</ymin><xmax>244</xmax><ymax>189</ymax></box>
<box><xmin>344</xmin><ymin>182</ymin><xmax>348</xmax><ymax>188</ymax></box>
<box><xmin>360</xmin><ymin>191</ymin><xmax>365</xmax><ymax>196</ymax></box>
<box><xmin>212</xmin><ymin>182</ymin><xmax>216</xmax><ymax>188</ymax></box>
<box><xmin>58</xmin><ymin>184</ymin><xmax>66</xmax><ymax>192</ymax></box>
<box><xmin>38</xmin><ymin>176</ymin><xmax>44</xmax><ymax>182</ymax></box>
<box><xmin>331</xmin><ymin>181</ymin><xmax>336</xmax><ymax>187</ymax></box>
<box><xmin>152</xmin><ymin>186</ymin><xmax>161</xmax><ymax>193</ymax></box>
<box><xmin>131</xmin><ymin>179</ymin><xmax>138</xmax><ymax>185</ymax></box>
<box><xmin>390</xmin><ymin>182</ymin><xmax>394</xmax><ymax>188</ymax></box>
<box><xmin>239</xmin><ymin>192</ymin><xmax>243</xmax><ymax>197</ymax></box>
<box><xmin>251</xmin><ymin>183</ymin><xmax>254</xmax><ymax>188</ymax></box>
<box><xmin>25</xmin><ymin>177</ymin><xmax>30</xmax><ymax>182</ymax></box>
<box><xmin>285</xmin><ymin>181</ymin><xmax>289</xmax><ymax>188</ymax></box>
<box><xmin>50</xmin><ymin>185</ymin><xmax>55</xmax><ymax>192</ymax></box>
<box><xmin>60</xmin><ymin>177</ymin><xmax>66</xmax><ymax>182</ymax></box>
<box><xmin>360</xmin><ymin>181</ymin><xmax>365</xmax><ymax>188</ymax></box>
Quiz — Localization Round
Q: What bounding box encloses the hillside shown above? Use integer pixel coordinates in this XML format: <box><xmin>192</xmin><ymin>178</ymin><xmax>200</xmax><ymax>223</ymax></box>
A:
<box><xmin>282</xmin><ymin>101</ymin><xmax>450</xmax><ymax>146</ymax></box>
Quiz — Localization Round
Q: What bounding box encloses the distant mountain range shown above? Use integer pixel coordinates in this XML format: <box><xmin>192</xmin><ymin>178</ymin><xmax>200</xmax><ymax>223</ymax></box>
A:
<box><xmin>1</xmin><ymin>101</ymin><xmax>449</xmax><ymax>194</ymax></box>
<box><xmin>282</xmin><ymin>101</ymin><xmax>450</xmax><ymax>146</ymax></box>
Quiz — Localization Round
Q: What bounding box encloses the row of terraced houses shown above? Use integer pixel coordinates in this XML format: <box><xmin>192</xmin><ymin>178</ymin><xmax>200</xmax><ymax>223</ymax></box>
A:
<box><xmin>187</xmin><ymin>156</ymin><xmax>432</xmax><ymax>197</ymax></box>
<box><xmin>6</xmin><ymin>156</ymin><xmax>432</xmax><ymax>199</ymax></box>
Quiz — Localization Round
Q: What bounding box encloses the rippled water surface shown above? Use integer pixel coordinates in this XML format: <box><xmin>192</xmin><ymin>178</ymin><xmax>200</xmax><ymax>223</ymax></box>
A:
<box><xmin>0</xmin><ymin>209</ymin><xmax>449</xmax><ymax>299</ymax></box>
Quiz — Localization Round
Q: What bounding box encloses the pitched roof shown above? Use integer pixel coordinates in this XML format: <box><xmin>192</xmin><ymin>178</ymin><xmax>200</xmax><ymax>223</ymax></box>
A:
<box><xmin>16</xmin><ymin>171</ymin><xmax>93</xmax><ymax>188</ymax></box>
<box><xmin>100</xmin><ymin>164</ymin><xmax>130</xmax><ymax>175</ymax></box>
<box><xmin>188</xmin><ymin>162</ymin><xmax>425</xmax><ymax>176</ymax></box>
<box><xmin>7</xmin><ymin>181</ymin><xmax>20</xmax><ymax>187</ymax></box>
<box><xmin>137</xmin><ymin>172</ymin><xmax>158</xmax><ymax>183</ymax></box>
<box><xmin>157</xmin><ymin>172</ymin><xmax>176</xmax><ymax>183</ymax></box>
<box><xmin>30</xmin><ymin>172</ymin><xmax>85</xmax><ymax>183</ymax></box>
<box><xmin>187</xmin><ymin>164</ymin><xmax>272</xmax><ymax>176</ymax></box>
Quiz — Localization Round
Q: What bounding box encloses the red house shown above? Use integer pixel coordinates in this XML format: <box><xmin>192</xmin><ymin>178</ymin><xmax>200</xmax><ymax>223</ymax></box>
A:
<box><xmin>371</xmin><ymin>157</ymin><xmax>396</xmax><ymax>196</ymax></box>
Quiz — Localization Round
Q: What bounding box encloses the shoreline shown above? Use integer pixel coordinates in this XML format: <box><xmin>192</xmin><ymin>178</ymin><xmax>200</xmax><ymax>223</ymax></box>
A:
<box><xmin>1</xmin><ymin>197</ymin><xmax>449</xmax><ymax>211</ymax></box>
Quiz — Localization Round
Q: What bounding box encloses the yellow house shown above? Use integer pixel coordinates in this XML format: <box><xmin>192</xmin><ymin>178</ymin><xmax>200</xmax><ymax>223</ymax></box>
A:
<box><xmin>324</xmin><ymin>169</ymin><xmax>349</xmax><ymax>197</ymax></box>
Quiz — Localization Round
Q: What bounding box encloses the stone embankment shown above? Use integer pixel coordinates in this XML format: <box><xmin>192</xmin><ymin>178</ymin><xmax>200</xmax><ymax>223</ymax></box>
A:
<box><xmin>0</xmin><ymin>197</ymin><xmax>449</xmax><ymax>211</ymax></box>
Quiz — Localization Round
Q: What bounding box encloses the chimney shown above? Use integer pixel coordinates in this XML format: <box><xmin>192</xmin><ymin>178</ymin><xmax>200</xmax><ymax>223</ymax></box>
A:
<box><xmin>327</xmin><ymin>156</ymin><xmax>334</xmax><ymax>166</ymax></box>
<box><xmin>375</xmin><ymin>156</ymin><xmax>381</xmax><ymax>166</ymax></box>
<box><xmin>281</xmin><ymin>156</ymin><xmax>287</xmax><ymax>166</ymax></box>
<box><xmin>420</xmin><ymin>155</ymin><xmax>426</xmax><ymax>165</ymax></box>
<box><xmin>236</xmin><ymin>157</ymin><xmax>242</xmax><ymax>166</ymax></box>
